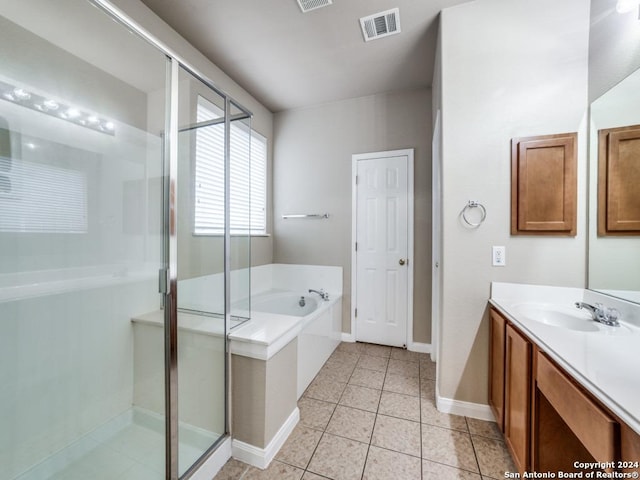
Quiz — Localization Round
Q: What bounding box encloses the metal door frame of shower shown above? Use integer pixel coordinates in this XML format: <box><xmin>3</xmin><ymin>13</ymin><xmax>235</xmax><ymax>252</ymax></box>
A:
<box><xmin>88</xmin><ymin>1</ymin><xmax>253</xmax><ymax>479</ymax></box>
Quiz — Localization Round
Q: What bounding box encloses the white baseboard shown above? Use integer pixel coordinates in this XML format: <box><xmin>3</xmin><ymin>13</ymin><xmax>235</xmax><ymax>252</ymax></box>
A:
<box><xmin>232</xmin><ymin>407</ymin><xmax>299</xmax><ymax>469</ymax></box>
<box><xmin>191</xmin><ymin>436</ymin><xmax>232</xmax><ymax>480</ymax></box>
<box><xmin>341</xmin><ymin>332</ymin><xmax>355</xmax><ymax>342</ymax></box>
<box><xmin>436</xmin><ymin>394</ymin><xmax>495</xmax><ymax>421</ymax></box>
<box><xmin>341</xmin><ymin>335</ymin><xmax>430</xmax><ymax>353</ymax></box>
<box><xmin>408</xmin><ymin>342</ymin><xmax>431</xmax><ymax>354</ymax></box>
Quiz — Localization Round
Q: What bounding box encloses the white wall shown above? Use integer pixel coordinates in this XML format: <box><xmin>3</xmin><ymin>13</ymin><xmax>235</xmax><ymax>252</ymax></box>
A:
<box><xmin>272</xmin><ymin>89</ymin><xmax>432</xmax><ymax>343</ymax></box>
<box><xmin>437</xmin><ymin>0</ymin><xmax>590</xmax><ymax>404</ymax></box>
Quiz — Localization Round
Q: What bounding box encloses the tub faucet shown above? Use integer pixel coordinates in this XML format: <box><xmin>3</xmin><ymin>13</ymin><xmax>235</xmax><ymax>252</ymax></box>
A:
<box><xmin>309</xmin><ymin>289</ymin><xmax>329</xmax><ymax>301</ymax></box>
<box><xmin>575</xmin><ymin>302</ymin><xmax>621</xmax><ymax>327</ymax></box>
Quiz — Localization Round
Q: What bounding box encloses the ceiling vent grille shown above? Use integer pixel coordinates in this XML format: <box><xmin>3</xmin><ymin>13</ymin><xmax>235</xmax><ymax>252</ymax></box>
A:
<box><xmin>296</xmin><ymin>0</ymin><xmax>332</xmax><ymax>13</ymax></box>
<box><xmin>360</xmin><ymin>8</ymin><xmax>401</xmax><ymax>42</ymax></box>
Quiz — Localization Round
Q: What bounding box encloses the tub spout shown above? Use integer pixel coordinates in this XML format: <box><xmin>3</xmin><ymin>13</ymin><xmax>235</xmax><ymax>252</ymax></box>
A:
<box><xmin>309</xmin><ymin>289</ymin><xmax>329</xmax><ymax>301</ymax></box>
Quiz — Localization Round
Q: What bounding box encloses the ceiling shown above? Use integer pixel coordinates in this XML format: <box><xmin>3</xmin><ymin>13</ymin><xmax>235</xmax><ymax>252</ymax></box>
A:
<box><xmin>140</xmin><ymin>0</ymin><xmax>472</xmax><ymax>112</ymax></box>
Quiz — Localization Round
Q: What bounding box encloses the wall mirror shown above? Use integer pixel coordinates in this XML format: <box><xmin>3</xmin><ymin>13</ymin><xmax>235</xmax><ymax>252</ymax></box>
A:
<box><xmin>589</xmin><ymin>66</ymin><xmax>640</xmax><ymax>304</ymax></box>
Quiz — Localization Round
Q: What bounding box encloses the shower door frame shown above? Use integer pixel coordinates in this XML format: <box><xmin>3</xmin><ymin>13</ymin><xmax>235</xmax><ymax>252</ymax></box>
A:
<box><xmin>88</xmin><ymin>2</ymin><xmax>253</xmax><ymax>479</ymax></box>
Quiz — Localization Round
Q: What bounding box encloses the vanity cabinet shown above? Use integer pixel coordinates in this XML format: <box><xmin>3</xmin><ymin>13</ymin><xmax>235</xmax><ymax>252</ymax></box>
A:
<box><xmin>489</xmin><ymin>309</ymin><xmax>506</xmax><ymax>430</ymax></box>
<box><xmin>489</xmin><ymin>306</ymin><xmax>640</xmax><ymax>475</ymax></box>
<box><xmin>489</xmin><ymin>308</ymin><xmax>532</xmax><ymax>473</ymax></box>
<box><xmin>533</xmin><ymin>350</ymin><xmax>618</xmax><ymax>472</ymax></box>
<box><xmin>504</xmin><ymin>323</ymin><xmax>532</xmax><ymax>474</ymax></box>
<box><xmin>622</xmin><ymin>424</ymin><xmax>640</xmax><ymax>473</ymax></box>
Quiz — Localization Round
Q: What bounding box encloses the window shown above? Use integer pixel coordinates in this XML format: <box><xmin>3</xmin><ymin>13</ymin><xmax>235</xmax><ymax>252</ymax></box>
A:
<box><xmin>194</xmin><ymin>96</ymin><xmax>267</xmax><ymax>235</ymax></box>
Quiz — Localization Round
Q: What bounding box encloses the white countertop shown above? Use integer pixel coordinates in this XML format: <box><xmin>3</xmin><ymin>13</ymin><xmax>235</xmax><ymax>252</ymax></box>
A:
<box><xmin>490</xmin><ymin>282</ymin><xmax>640</xmax><ymax>436</ymax></box>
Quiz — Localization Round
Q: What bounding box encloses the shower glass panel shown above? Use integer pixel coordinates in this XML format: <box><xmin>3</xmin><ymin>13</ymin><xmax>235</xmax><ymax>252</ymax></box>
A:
<box><xmin>0</xmin><ymin>1</ymin><xmax>168</xmax><ymax>479</ymax></box>
<box><xmin>175</xmin><ymin>66</ymin><xmax>228</xmax><ymax>476</ymax></box>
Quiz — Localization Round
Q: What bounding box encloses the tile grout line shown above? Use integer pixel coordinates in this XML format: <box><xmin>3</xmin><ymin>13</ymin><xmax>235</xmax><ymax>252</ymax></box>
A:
<box><xmin>220</xmin><ymin>346</ymin><xmax>486</xmax><ymax>480</ymax></box>
<box><xmin>269</xmin><ymin>345</ymin><xmax>431</xmax><ymax>480</ymax></box>
<box><xmin>303</xmin><ymin>349</ymin><xmax>359</xmax><ymax>477</ymax></box>
<box><xmin>303</xmin><ymin>346</ymin><xmax>366</xmax><ymax>479</ymax></box>
<box><xmin>466</xmin><ymin>416</ymin><xmax>484</xmax><ymax>478</ymax></box>
<box><xmin>419</xmin><ymin>356</ymin><xmax>424</xmax><ymax>480</ymax></box>
<box><xmin>359</xmin><ymin>349</ymin><xmax>389</xmax><ymax>480</ymax></box>
<box><xmin>293</xmin><ymin>350</ymin><xmax>348</xmax><ymax>477</ymax></box>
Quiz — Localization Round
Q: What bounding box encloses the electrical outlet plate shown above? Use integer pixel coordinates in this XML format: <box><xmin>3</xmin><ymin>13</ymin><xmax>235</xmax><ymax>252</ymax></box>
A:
<box><xmin>492</xmin><ymin>246</ymin><xmax>506</xmax><ymax>266</ymax></box>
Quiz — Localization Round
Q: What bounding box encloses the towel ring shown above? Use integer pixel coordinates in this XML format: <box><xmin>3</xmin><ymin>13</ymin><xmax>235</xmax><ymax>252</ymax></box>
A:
<box><xmin>461</xmin><ymin>201</ymin><xmax>486</xmax><ymax>228</ymax></box>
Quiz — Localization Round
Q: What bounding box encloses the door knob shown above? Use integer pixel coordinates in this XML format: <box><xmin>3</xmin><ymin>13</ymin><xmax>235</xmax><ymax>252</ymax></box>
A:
<box><xmin>399</xmin><ymin>258</ymin><xmax>406</xmax><ymax>266</ymax></box>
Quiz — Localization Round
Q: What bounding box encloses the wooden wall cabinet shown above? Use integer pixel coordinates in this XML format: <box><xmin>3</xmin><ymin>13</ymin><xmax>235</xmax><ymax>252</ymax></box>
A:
<box><xmin>511</xmin><ymin>133</ymin><xmax>577</xmax><ymax>236</ymax></box>
<box><xmin>598</xmin><ymin>125</ymin><xmax>640</xmax><ymax>236</ymax></box>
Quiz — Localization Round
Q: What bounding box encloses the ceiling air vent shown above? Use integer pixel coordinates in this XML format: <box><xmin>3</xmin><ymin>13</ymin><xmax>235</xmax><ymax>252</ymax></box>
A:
<box><xmin>360</xmin><ymin>8</ymin><xmax>401</xmax><ymax>42</ymax></box>
<box><xmin>296</xmin><ymin>0</ymin><xmax>332</xmax><ymax>13</ymax></box>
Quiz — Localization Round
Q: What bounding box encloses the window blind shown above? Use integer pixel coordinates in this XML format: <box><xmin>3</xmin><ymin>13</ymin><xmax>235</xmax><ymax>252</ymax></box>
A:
<box><xmin>0</xmin><ymin>157</ymin><xmax>87</xmax><ymax>233</ymax></box>
<box><xmin>194</xmin><ymin>97</ymin><xmax>266</xmax><ymax>235</ymax></box>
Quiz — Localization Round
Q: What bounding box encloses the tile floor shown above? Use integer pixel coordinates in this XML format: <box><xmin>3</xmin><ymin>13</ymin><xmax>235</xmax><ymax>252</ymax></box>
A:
<box><xmin>214</xmin><ymin>342</ymin><xmax>516</xmax><ymax>480</ymax></box>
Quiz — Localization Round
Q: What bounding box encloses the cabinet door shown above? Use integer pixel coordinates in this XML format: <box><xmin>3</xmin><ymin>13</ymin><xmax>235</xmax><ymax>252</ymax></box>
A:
<box><xmin>489</xmin><ymin>308</ymin><xmax>506</xmax><ymax>431</ymax></box>
<box><xmin>511</xmin><ymin>133</ymin><xmax>577</xmax><ymax>235</ymax></box>
<box><xmin>598</xmin><ymin>125</ymin><xmax>640</xmax><ymax>235</ymax></box>
<box><xmin>505</xmin><ymin>323</ymin><xmax>532</xmax><ymax>474</ymax></box>
<box><xmin>621</xmin><ymin>420</ymin><xmax>640</xmax><ymax>473</ymax></box>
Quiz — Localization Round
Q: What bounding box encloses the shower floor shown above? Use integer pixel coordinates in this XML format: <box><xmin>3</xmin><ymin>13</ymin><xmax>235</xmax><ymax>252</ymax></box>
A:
<box><xmin>15</xmin><ymin>408</ymin><xmax>220</xmax><ymax>480</ymax></box>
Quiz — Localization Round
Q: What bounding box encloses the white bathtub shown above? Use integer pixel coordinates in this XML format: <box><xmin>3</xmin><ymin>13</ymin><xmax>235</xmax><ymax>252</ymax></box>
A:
<box><xmin>227</xmin><ymin>264</ymin><xmax>343</xmax><ymax>399</ymax></box>
<box><xmin>137</xmin><ymin>264</ymin><xmax>343</xmax><ymax>400</ymax></box>
<box><xmin>251</xmin><ymin>291</ymin><xmax>319</xmax><ymax>317</ymax></box>
<box><xmin>230</xmin><ymin>289</ymin><xmax>342</xmax><ymax>398</ymax></box>
<box><xmin>162</xmin><ymin>264</ymin><xmax>343</xmax><ymax>468</ymax></box>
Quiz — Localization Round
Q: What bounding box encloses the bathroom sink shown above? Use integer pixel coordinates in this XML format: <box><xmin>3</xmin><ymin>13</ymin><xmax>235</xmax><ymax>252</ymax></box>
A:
<box><xmin>513</xmin><ymin>304</ymin><xmax>601</xmax><ymax>332</ymax></box>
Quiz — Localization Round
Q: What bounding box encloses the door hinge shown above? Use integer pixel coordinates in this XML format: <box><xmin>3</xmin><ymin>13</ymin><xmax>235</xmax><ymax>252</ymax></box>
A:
<box><xmin>159</xmin><ymin>268</ymin><xmax>169</xmax><ymax>294</ymax></box>
<box><xmin>355</xmin><ymin>308</ymin><xmax>358</xmax><ymax>317</ymax></box>
<box><xmin>355</xmin><ymin>175</ymin><xmax>359</xmax><ymax>185</ymax></box>
<box><xmin>355</xmin><ymin>242</ymin><xmax>358</xmax><ymax>251</ymax></box>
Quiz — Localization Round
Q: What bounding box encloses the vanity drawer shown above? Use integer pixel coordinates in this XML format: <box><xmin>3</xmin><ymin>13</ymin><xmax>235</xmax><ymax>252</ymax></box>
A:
<box><xmin>536</xmin><ymin>351</ymin><xmax>618</xmax><ymax>464</ymax></box>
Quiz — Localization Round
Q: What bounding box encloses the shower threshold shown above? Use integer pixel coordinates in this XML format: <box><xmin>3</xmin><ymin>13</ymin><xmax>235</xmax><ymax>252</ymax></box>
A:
<box><xmin>13</xmin><ymin>407</ymin><xmax>221</xmax><ymax>480</ymax></box>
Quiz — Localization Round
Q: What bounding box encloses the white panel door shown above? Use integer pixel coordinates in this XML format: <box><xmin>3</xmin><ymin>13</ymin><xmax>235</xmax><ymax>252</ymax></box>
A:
<box><xmin>355</xmin><ymin>155</ymin><xmax>408</xmax><ymax>347</ymax></box>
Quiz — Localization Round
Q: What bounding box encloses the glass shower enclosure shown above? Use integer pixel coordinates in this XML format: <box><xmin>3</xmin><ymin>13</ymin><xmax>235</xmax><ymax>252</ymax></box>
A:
<box><xmin>0</xmin><ymin>1</ymin><xmax>251</xmax><ymax>479</ymax></box>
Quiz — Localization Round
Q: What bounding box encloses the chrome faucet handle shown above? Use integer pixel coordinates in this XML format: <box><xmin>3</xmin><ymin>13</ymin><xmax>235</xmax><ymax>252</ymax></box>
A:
<box><xmin>597</xmin><ymin>306</ymin><xmax>621</xmax><ymax>326</ymax></box>
<box><xmin>605</xmin><ymin>307</ymin><xmax>620</xmax><ymax>322</ymax></box>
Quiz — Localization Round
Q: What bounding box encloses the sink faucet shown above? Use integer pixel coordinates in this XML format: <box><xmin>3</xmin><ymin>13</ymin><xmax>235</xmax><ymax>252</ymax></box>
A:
<box><xmin>575</xmin><ymin>302</ymin><xmax>621</xmax><ymax>327</ymax></box>
<box><xmin>309</xmin><ymin>288</ymin><xmax>329</xmax><ymax>301</ymax></box>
